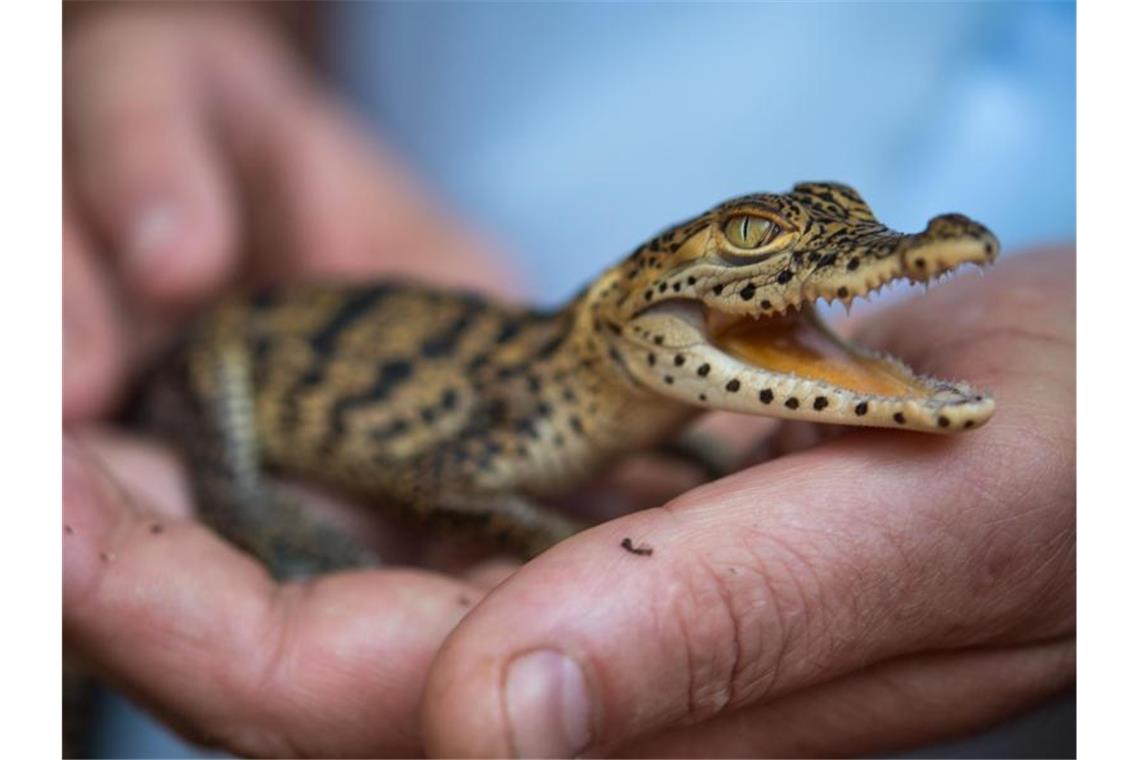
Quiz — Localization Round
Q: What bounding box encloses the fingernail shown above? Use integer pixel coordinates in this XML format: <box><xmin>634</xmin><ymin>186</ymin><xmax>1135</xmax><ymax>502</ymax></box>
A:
<box><xmin>127</xmin><ymin>202</ymin><xmax>181</xmax><ymax>277</ymax></box>
<box><xmin>506</xmin><ymin>650</ymin><xmax>592</xmax><ymax>758</ymax></box>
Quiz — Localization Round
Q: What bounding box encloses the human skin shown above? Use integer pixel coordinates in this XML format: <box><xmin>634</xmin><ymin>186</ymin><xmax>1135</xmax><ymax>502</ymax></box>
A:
<box><xmin>62</xmin><ymin>6</ymin><xmax>1075</xmax><ymax>758</ymax></box>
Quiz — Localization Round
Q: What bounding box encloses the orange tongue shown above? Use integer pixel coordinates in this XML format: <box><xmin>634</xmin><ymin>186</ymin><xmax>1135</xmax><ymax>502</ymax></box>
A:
<box><xmin>713</xmin><ymin>316</ymin><xmax>924</xmax><ymax>398</ymax></box>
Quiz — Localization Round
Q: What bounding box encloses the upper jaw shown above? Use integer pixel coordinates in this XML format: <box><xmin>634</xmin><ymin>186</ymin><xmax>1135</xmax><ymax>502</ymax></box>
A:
<box><xmin>694</xmin><ymin>214</ymin><xmax>1000</xmax><ymax>319</ymax></box>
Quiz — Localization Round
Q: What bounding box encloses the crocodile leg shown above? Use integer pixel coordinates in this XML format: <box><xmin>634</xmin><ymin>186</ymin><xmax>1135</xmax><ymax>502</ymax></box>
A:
<box><xmin>402</xmin><ymin>431</ymin><xmax>587</xmax><ymax>559</ymax></box>
<box><xmin>422</xmin><ymin>490</ymin><xmax>585</xmax><ymax>560</ymax></box>
<box><xmin>151</xmin><ymin>331</ymin><xmax>378</xmax><ymax>580</ymax></box>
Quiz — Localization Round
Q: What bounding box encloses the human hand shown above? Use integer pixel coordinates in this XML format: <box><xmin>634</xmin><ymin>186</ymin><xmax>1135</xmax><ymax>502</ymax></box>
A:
<box><xmin>420</xmin><ymin>246</ymin><xmax>1076</xmax><ymax>757</ymax></box>
<box><xmin>63</xmin><ymin>5</ymin><xmax>518</xmax><ymax>756</ymax></box>
<box><xmin>64</xmin><ymin>3</ymin><xmax>514</xmax><ymax>423</ymax></box>
<box><xmin>62</xmin><ymin>10</ymin><xmax>1073</xmax><ymax>757</ymax></box>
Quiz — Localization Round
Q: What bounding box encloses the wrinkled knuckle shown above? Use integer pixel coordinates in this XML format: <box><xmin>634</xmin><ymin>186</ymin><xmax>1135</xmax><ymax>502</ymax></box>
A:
<box><xmin>669</xmin><ymin>532</ymin><xmax>828</xmax><ymax>723</ymax></box>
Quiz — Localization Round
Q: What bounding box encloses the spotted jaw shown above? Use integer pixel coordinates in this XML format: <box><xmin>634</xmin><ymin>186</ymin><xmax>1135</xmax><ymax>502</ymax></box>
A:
<box><xmin>619</xmin><ymin>238</ymin><xmax>998</xmax><ymax>433</ymax></box>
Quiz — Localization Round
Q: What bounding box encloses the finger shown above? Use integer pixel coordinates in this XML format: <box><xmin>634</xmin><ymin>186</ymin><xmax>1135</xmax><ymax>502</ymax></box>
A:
<box><xmin>195</xmin><ymin>22</ymin><xmax>522</xmax><ymax>296</ymax></box>
<box><xmin>230</xmin><ymin>88</ymin><xmax>523</xmax><ymax>297</ymax></box>
<box><xmin>621</xmin><ymin>639</ymin><xmax>1074</xmax><ymax>757</ymax></box>
<box><xmin>63</xmin><ymin>196</ymin><xmax>125</xmax><ymax>422</ymax></box>
<box><xmin>65</xmin><ymin>16</ymin><xmax>237</xmax><ymax>305</ymax></box>
<box><xmin>64</xmin><ymin>433</ymin><xmax>478</xmax><ymax>757</ymax></box>
<box><xmin>421</xmin><ymin>248</ymin><xmax>1075</xmax><ymax>757</ymax></box>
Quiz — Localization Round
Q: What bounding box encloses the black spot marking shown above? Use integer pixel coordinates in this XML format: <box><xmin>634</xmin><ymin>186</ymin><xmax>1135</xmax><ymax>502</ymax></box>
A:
<box><xmin>654</xmin><ymin>335</ymin><xmax>664</xmax><ymax>346</ymax></box>
<box><xmin>536</xmin><ymin>402</ymin><xmax>553</xmax><ymax>418</ymax></box>
<box><xmin>847</xmin><ymin>257</ymin><xmax>860</xmax><ymax>271</ymax></box>
<box><xmin>985</xmin><ymin>241</ymin><xmax>995</xmax><ymax>256</ymax></box>
<box><xmin>620</xmin><ymin>537</ymin><xmax>653</xmax><ymax>556</ymax></box>
<box><xmin>687</xmin><ymin>276</ymin><xmax>697</xmax><ymax>286</ymax></box>
<box><xmin>759</xmin><ymin>389</ymin><xmax>774</xmax><ymax>404</ymax></box>
<box><xmin>534</xmin><ymin>329</ymin><xmax>568</xmax><ymax>359</ymax></box>
<box><xmin>658</xmin><ymin>282</ymin><xmax>668</xmax><ymax>293</ymax></box>
<box><xmin>776</xmin><ymin>270</ymin><xmax>793</xmax><ymax>284</ymax></box>
<box><xmin>813</xmin><ymin>396</ymin><xmax>828</xmax><ymax>410</ymax></box>
<box><xmin>420</xmin><ymin>407</ymin><xmax>436</xmax><ymax>423</ymax></box>
<box><xmin>673</xmin><ymin>354</ymin><xmax>685</xmax><ymax>366</ymax></box>
<box><xmin>697</xmin><ymin>363</ymin><xmax>711</xmax><ymax>377</ymax></box>
<box><xmin>664</xmin><ymin>375</ymin><xmax>674</xmax><ymax>384</ymax></box>
<box><xmin>785</xmin><ymin>397</ymin><xmax>800</xmax><ymax>410</ymax></box>
<box><xmin>938</xmin><ymin>416</ymin><xmax>950</xmax><ymax>428</ymax></box>
<box><xmin>837</xmin><ymin>286</ymin><xmax>849</xmax><ymax>298</ymax></box>
<box><xmin>494</xmin><ymin>319</ymin><xmax>522</xmax><ymax>343</ymax></box>
<box><xmin>713</xmin><ymin>284</ymin><xmax>724</xmax><ymax>295</ymax></box>
<box><xmin>513</xmin><ymin>418</ymin><xmax>539</xmax><ymax>439</ymax></box>
<box><xmin>647</xmin><ymin>353</ymin><xmax>656</xmax><ymax>366</ymax></box>
<box><xmin>326</xmin><ymin>359</ymin><xmax>415</xmax><ymax>442</ymax></box>
<box><xmin>761</xmin><ymin>299</ymin><xmax>772</xmax><ymax>310</ymax></box>
<box><xmin>740</xmin><ymin>283</ymin><xmax>756</xmax><ymax>301</ymax></box>
<box><xmin>672</xmin><ymin>282</ymin><xmax>682</xmax><ymax>292</ymax></box>
<box><xmin>894</xmin><ymin>412</ymin><xmax>906</xmax><ymax>425</ymax></box>
<box><xmin>440</xmin><ymin>388</ymin><xmax>460</xmax><ymax>410</ymax></box>
<box><xmin>819</xmin><ymin>253</ymin><xmax>838</xmax><ymax>267</ymax></box>
<box><xmin>570</xmin><ymin>416</ymin><xmax>584</xmax><ymax>435</ymax></box>
<box><xmin>855</xmin><ymin>401</ymin><xmax>868</xmax><ymax>416</ymax></box>
<box><xmin>644</xmin><ymin>290</ymin><xmax>653</xmax><ymax>302</ymax></box>
<box><xmin>308</xmin><ymin>288</ymin><xmax>389</xmax><ymax>356</ymax></box>
<box><xmin>726</xmin><ymin>379</ymin><xmax>741</xmax><ymax>392</ymax></box>
<box><xmin>699</xmin><ymin>393</ymin><xmax>707</xmax><ymax>402</ymax></box>
<box><xmin>964</xmin><ymin>420</ymin><xmax>975</xmax><ymax>428</ymax></box>
<box><xmin>372</xmin><ymin>417</ymin><xmax>411</xmax><ymax>442</ymax></box>
<box><xmin>914</xmin><ymin>257</ymin><xmax>926</xmax><ymax>269</ymax></box>
<box><xmin>421</xmin><ymin>309</ymin><xmax>477</xmax><ymax>358</ymax></box>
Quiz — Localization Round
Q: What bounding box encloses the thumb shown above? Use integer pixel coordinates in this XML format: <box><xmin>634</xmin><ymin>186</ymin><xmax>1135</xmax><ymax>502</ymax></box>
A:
<box><xmin>421</xmin><ymin>439</ymin><xmax>1068</xmax><ymax>757</ymax></box>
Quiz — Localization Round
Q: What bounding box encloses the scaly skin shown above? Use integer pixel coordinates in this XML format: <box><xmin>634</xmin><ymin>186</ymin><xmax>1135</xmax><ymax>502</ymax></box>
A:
<box><xmin>152</xmin><ymin>182</ymin><xmax>999</xmax><ymax>570</ymax></box>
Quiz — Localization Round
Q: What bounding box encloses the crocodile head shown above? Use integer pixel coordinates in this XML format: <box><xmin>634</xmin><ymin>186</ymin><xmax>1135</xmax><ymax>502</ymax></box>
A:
<box><xmin>594</xmin><ymin>182</ymin><xmax>999</xmax><ymax>433</ymax></box>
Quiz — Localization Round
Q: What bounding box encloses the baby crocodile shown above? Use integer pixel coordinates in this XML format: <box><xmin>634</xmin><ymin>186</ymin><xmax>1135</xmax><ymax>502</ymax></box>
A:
<box><xmin>148</xmin><ymin>182</ymin><xmax>999</xmax><ymax>576</ymax></box>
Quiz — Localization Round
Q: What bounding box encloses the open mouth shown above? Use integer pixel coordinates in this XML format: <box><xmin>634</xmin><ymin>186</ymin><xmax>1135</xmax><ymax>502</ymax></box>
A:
<box><xmin>710</xmin><ymin>306</ymin><xmax>935</xmax><ymax>399</ymax></box>
<box><xmin>621</xmin><ymin>237</ymin><xmax>997</xmax><ymax>433</ymax></box>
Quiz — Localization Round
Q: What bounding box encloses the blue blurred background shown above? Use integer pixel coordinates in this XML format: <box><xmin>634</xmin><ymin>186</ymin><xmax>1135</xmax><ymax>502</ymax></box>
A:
<box><xmin>336</xmin><ymin>1</ymin><xmax>1074</xmax><ymax>305</ymax></box>
<box><xmin>94</xmin><ymin>2</ymin><xmax>1075</xmax><ymax>756</ymax></box>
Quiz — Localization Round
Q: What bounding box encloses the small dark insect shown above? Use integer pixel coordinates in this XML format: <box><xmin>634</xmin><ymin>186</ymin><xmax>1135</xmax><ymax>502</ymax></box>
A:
<box><xmin>620</xmin><ymin>537</ymin><xmax>654</xmax><ymax>556</ymax></box>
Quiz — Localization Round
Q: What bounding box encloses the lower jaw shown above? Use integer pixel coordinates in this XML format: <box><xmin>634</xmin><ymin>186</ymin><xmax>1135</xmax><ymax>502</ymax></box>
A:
<box><xmin>696</xmin><ymin>304</ymin><xmax>994</xmax><ymax>432</ymax></box>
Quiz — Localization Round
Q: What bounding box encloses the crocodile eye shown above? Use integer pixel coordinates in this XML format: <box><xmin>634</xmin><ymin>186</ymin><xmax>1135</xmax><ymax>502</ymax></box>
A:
<box><xmin>724</xmin><ymin>215</ymin><xmax>776</xmax><ymax>249</ymax></box>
